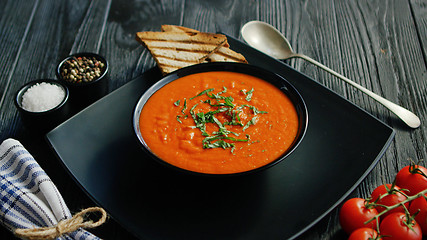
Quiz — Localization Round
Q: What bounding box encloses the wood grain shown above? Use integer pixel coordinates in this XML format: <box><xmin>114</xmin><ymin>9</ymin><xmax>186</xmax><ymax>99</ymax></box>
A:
<box><xmin>0</xmin><ymin>0</ymin><xmax>36</xmax><ymax>138</ymax></box>
<box><xmin>103</xmin><ymin>0</ymin><xmax>184</xmax><ymax>89</ymax></box>
<box><xmin>410</xmin><ymin>0</ymin><xmax>427</xmax><ymax>60</ymax></box>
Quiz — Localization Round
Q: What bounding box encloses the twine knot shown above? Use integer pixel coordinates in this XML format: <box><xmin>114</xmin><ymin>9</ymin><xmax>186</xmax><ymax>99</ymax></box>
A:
<box><xmin>14</xmin><ymin>207</ymin><xmax>107</xmax><ymax>240</ymax></box>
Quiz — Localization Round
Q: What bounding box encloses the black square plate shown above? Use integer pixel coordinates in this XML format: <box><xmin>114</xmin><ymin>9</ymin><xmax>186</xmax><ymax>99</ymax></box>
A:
<box><xmin>46</xmin><ymin>36</ymin><xmax>395</xmax><ymax>240</ymax></box>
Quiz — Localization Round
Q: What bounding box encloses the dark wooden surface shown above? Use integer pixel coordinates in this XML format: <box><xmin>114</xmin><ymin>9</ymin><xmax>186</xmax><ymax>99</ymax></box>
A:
<box><xmin>1</xmin><ymin>0</ymin><xmax>426</xmax><ymax>239</ymax></box>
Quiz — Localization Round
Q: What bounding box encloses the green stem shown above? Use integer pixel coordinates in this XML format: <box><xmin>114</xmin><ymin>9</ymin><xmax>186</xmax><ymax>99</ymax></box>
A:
<box><xmin>365</xmin><ymin>188</ymin><xmax>427</xmax><ymax>225</ymax></box>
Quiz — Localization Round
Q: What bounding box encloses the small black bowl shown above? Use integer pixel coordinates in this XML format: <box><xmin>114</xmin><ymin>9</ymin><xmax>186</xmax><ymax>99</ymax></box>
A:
<box><xmin>56</xmin><ymin>52</ymin><xmax>108</xmax><ymax>109</ymax></box>
<box><xmin>15</xmin><ymin>79</ymin><xmax>70</xmax><ymax>132</ymax></box>
<box><xmin>133</xmin><ymin>62</ymin><xmax>308</xmax><ymax>177</ymax></box>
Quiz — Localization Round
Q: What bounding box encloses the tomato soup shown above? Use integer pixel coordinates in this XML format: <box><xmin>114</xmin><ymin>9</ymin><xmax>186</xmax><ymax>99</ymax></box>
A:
<box><xmin>139</xmin><ymin>71</ymin><xmax>299</xmax><ymax>174</ymax></box>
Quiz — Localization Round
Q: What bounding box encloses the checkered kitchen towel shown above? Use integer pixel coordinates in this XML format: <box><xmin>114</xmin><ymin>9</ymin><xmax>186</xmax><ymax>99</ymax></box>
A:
<box><xmin>0</xmin><ymin>138</ymin><xmax>101</xmax><ymax>239</ymax></box>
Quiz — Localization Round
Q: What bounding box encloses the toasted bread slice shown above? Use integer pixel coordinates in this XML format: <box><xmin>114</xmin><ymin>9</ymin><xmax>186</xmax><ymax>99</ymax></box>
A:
<box><xmin>161</xmin><ymin>25</ymin><xmax>199</xmax><ymax>33</ymax></box>
<box><xmin>159</xmin><ymin>25</ymin><xmax>229</xmax><ymax>48</ymax></box>
<box><xmin>161</xmin><ymin>25</ymin><xmax>247</xmax><ymax>64</ymax></box>
<box><xmin>136</xmin><ymin>31</ymin><xmax>227</xmax><ymax>46</ymax></box>
<box><xmin>136</xmin><ymin>31</ymin><xmax>228</xmax><ymax>75</ymax></box>
<box><xmin>206</xmin><ymin>45</ymin><xmax>247</xmax><ymax>63</ymax></box>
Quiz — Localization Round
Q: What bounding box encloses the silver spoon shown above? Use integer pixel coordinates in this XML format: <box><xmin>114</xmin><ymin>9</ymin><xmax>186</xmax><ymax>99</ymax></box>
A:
<box><xmin>241</xmin><ymin>20</ymin><xmax>421</xmax><ymax>129</ymax></box>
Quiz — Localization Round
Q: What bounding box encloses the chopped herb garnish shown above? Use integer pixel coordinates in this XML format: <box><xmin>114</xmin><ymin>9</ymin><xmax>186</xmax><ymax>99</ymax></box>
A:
<box><xmin>181</xmin><ymin>98</ymin><xmax>187</xmax><ymax>115</ymax></box>
<box><xmin>190</xmin><ymin>88</ymin><xmax>214</xmax><ymax>100</ymax></box>
<box><xmin>218</xmin><ymin>86</ymin><xmax>227</xmax><ymax>95</ymax></box>
<box><xmin>174</xmin><ymin>87</ymin><xmax>267</xmax><ymax>152</ymax></box>
<box><xmin>244</xmin><ymin>88</ymin><xmax>254</xmax><ymax>101</ymax></box>
<box><xmin>176</xmin><ymin>115</ymin><xmax>188</xmax><ymax>124</ymax></box>
<box><xmin>207</xmin><ymin>87</ymin><xmax>228</xmax><ymax>100</ymax></box>
<box><xmin>243</xmin><ymin>116</ymin><xmax>259</xmax><ymax>131</ymax></box>
<box><xmin>189</xmin><ymin>103</ymin><xmax>198</xmax><ymax>119</ymax></box>
<box><xmin>253</xmin><ymin>107</ymin><xmax>268</xmax><ymax>115</ymax></box>
<box><xmin>202</xmin><ymin>135</ymin><xmax>249</xmax><ymax>144</ymax></box>
<box><xmin>241</xmin><ymin>104</ymin><xmax>268</xmax><ymax>115</ymax></box>
<box><xmin>203</xmin><ymin>140</ymin><xmax>235</xmax><ymax>152</ymax></box>
<box><xmin>175</xmin><ymin>98</ymin><xmax>188</xmax><ymax>124</ymax></box>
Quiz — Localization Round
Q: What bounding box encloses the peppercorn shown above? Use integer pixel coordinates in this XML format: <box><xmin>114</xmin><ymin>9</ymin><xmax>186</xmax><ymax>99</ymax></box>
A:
<box><xmin>60</xmin><ymin>56</ymin><xmax>106</xmax><ymax>84</ymax></box>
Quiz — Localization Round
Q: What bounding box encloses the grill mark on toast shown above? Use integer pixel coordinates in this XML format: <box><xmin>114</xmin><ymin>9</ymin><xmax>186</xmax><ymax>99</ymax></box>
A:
<box><xmin>149</xmin><ymin>46</ymin><xmax>216</xmax><ymax>54</ymax></box>
<box><xmin>155</xmin><ymin>55</ymin><xmax>206</xmax><ymax>63</ymax></box>
<box><xmin>208</xmin><ymin>52</ymin><xmax>247</xmax><ymax>63</ymax></box>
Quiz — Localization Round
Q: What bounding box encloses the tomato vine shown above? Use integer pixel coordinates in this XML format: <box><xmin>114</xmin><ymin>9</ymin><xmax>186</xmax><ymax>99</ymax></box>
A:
<box><xmin>339</xmin><ymin>160</ymin><xmax>427</xmax><ymax>239</ymax></box>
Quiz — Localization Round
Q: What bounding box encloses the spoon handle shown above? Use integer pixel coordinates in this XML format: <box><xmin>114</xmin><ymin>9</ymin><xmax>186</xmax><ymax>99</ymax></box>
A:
<box><xmin>293</xmin><ymin>53</ymin><xmax>420</xmax><ymax>128</ymax></box>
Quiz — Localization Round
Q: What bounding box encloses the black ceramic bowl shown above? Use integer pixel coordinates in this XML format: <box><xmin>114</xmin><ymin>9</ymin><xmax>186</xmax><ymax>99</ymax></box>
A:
<box><xmin>133</xmin><ymin>62</ymin><xmax>308</xmax><ymax>177</ymax></box>
<box><xmin>15</xmin><ymin>79</ymin><xmax>70</xmax><ymax>132</ymax></box>
<box><xmin>56</xmin><ymin>52</ymin><xmax>108</xmax><ymax>108</ymax></box>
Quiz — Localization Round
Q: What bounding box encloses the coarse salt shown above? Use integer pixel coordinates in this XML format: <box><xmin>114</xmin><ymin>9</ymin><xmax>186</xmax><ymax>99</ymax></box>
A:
<box><xmin>21</xmin><ymin>82</ymin><xmax>66</xmax><ymax>112</ymax></box>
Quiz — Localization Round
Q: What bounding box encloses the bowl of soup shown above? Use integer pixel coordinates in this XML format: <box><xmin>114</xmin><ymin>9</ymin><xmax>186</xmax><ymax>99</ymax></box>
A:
<box><xmin>133</xmin><ymin>62</ymin><xmax>308</xmax><ymax>176</ymax></box>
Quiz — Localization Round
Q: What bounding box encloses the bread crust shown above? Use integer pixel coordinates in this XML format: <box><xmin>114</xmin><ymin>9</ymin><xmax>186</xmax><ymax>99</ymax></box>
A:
<box><xmin>161</xmin><ymin>25</ymin><xmax>199</xmax><ymax>33</ymax></box>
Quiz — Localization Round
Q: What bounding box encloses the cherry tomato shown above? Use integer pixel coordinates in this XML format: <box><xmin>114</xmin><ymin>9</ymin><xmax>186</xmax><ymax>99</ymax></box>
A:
<box><xmin>409</xmin><ymin>195</ymin><xmax>427</xmax><ymax>235</ymax></box>
<box><xmin>379</xmin><ymin>212</ymin><xmax>422</xmax><ymax>240</ymax></box>
<box><xmin>339</xmin><ymin>198</ymin><xmax>379</xmax><ymax>234</ymax></box>
<box><xmin>348</xmin><ymin>228</ymin><xmax>380</xmax><ymax>240</ymax></box>
<box><xmin>395</xmin><ymin>164</ymin><xmax>427</xmax><ymax>196</ymax></box>
<box><xmin>370</xmin><ymin>184</ymin><xmax>408</xmax><ymax>219</ymax></box>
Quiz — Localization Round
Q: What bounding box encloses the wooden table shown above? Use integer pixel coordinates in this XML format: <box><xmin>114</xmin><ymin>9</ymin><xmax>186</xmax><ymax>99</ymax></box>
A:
<box><xmin>1</xmin><ymin>0</ymin><xmax>426</xmax><ymax>239</ymax></box>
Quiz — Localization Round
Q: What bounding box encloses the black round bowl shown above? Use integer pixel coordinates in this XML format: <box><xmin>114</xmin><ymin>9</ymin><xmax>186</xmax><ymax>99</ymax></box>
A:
<box><xmin>133</xmin><ymin>62</ymin><xmax>308</xmax><ymax>177</ymax></box>
<box><xmin>56</xmin><ymin>52</ymin><xmax>108</xmax><ymax>108</ymax></box>
<box><xmin>15</xmin><ymin>79</ymin><xmax>70</xmax><ymax>132</ymax></box>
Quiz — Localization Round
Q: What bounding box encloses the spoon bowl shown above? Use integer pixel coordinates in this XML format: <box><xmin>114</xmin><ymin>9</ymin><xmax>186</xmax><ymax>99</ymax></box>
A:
<box><xmin>241</xmin><ymin>20</ymin><xmax>421</xmax><ymax>129</ymax></box>
<box><xmin>241</xmin><ymin>21</ymin><xmax>294</xmax><ymax>59</ymax></box>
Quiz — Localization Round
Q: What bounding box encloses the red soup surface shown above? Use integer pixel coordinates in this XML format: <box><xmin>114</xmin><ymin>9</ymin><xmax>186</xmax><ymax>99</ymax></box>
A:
<box><xmin>139</xmin><ymin>71</ymin><xmax>299</xmax><ymax>174</ymax></box>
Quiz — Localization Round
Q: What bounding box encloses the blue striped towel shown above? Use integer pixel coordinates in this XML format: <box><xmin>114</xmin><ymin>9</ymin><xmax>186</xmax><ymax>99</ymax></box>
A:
<box><xmin>0</xmin><ymin>138</ymin><xmax>101</xmax><ymax>240</ymax></box>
